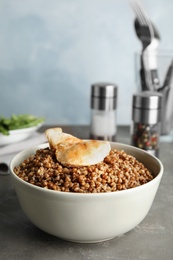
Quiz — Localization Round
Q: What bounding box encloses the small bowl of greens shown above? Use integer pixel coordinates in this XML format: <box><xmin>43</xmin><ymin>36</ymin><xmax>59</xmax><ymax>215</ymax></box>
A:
<box><xmin>0</xmin><ymin>114</ymin><xmax>45</xmax><ymax>146</ymax></box>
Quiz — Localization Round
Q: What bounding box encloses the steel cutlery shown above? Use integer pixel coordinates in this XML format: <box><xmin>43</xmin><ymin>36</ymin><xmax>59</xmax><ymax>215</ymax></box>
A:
<box><xmin>130</xmin><ymin>0</ymin><xmax>154</xmax><ymax>51</ymax></box>
<box><xmin>134</xmin><ymin>18</ymin><xmax>160</xmax><ymax>44</ymax></box>
<box><xmin>158</xmin><ymin>60</ymin><xmax>173</xmax><ymax>134</ymax></box>
<box><xmin>129</xmin><ymin>0</ymin><xmax>160</xmax><ymax>91</ymax></box>
<box><xmin>158</xmin><ymin>60</ymin><xmax>173</xmax><ymax>93</ymax></box>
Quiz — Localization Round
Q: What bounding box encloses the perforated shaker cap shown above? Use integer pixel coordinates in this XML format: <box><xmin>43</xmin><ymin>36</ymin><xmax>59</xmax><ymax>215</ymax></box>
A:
<box><xmin>91</xmin><ymin>82</ymin><xmax>118</xmax><ymax>110</ymax></box>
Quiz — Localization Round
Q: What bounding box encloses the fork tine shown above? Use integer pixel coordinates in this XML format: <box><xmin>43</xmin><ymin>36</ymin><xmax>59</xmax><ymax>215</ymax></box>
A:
<box><xmin>136</xmin><ymin>0</ymin><xmax>154</xmax><ymax>37</ymax></box>
<box><xmin>130</xmin><ymin>0</ymin><xmax>154</xmax><ymax>37</ymax></box>
<box><xmin>130</xmin><ymin>0</ymin><xmax>145</xmax><ymax>25</ymax></box>
<box><xmin>136</xmin><ymin>0</ymin><xmax>150</xmax><ymax>25</ymax></box>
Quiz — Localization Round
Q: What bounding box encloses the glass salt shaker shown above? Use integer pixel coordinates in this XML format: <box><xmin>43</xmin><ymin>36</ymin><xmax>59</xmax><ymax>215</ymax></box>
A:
<box><xmin>131</xmin><ymin>91</ymin><xmax>163</xmax><ymax>157</ymax></box>
<box><xmin>90</xmin><ymin>82</ymin><xmax>118</xmax><ymax>141</ymax></box>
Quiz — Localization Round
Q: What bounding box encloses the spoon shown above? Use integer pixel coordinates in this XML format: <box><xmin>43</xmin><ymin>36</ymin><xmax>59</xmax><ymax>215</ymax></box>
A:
<box><xmin>0</xmin><ymin>162</ymin><xmax>10</xmax><ymax>175</ymax></box>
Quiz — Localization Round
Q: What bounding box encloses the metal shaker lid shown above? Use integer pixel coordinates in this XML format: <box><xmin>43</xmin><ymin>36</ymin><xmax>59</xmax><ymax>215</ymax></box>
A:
<box><xmin>132</xmin><ymin>91</ymin><xmax>163</xmax><ymax>124</ymax></box>
<box><xmin>133</xmin><ymin>91</ymin><xmax>162</xmax><ymax>109</ymax></box>
<box><xmin>91</xmin><ymin>82</ymin><xmax>117</xmax><ymax>110</ymax></box>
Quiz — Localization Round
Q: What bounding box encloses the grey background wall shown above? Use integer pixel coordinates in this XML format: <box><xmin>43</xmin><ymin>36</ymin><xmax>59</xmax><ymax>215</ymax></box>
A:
<box><xmin>0</xmin><ymin>0</ymin><xmax>172</xmax><ymax>125</ymax></box>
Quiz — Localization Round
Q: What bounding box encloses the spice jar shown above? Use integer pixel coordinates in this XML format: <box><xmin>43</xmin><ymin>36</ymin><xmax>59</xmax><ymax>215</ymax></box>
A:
<box><xmin>131</xmin><ymin>91</ymin><xmax>162</xmax><ymax>157</ymax></box>
<box><xmin>90</xmin><ymin>82</ymin><xmax>117</xmax><ymax>141</ymax></box>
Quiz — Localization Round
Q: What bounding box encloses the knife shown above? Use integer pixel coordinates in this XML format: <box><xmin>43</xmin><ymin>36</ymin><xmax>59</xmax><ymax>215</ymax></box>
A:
<box><xmin>158</xmin><ymin>60</ymin><xmax>173</xmax><ymax>134</ymax></box>
<box><xmin>158</xmin><ymin>59</ymin><xmax>173</xmax><ymax>93</ymax></box>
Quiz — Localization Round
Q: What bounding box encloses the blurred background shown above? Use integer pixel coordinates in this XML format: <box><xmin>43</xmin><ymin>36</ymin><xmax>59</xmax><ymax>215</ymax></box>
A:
<box><xmin>0</xmin><ymin>0</ymin><xmax>172</xmax><ymax>125</ymax></box>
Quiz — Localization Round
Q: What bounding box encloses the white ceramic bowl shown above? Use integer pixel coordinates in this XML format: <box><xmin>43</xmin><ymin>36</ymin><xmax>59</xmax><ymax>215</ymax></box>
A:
<box><xmin>10</xmin><ymin>142</ymin><xmax>163</xmax><ymax>243</ymax></box>
<box><xmin>0</xmin><ymin>123</ymin><xmax>43</xmax><ymax>146</ymax></box>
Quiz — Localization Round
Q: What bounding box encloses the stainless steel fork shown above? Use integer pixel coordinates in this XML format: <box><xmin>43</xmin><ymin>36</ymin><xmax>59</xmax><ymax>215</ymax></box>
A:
<box><xmin>129</xmin><ymin>0</ymin><xmax>160</xmax><ymax>91</ymax></box>
<box><xmin>130</xmin><ymin>0</ymin><xmax>154</xmax><ymax>51</ymax></box>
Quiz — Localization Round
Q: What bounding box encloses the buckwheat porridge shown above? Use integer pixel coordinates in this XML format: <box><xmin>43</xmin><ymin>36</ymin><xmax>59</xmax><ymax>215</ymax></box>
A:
<box><xmin>14</xmin><ymin>147</ymin><xmax>153</xmax><ymax>193</ymax></box>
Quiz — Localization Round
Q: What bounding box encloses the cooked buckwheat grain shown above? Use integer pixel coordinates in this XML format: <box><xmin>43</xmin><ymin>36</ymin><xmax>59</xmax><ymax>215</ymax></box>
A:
<box><xmin>14</xmin><ymin>148</ymin><xmax>153</xmax><ymax>193</ymax></box>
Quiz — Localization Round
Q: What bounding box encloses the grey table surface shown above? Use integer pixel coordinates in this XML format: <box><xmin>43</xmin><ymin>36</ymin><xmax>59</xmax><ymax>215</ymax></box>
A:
<box><xmin>0</xmin><ymin>125</ymin><xmax>173</xmax><ymax>260</ymax></box>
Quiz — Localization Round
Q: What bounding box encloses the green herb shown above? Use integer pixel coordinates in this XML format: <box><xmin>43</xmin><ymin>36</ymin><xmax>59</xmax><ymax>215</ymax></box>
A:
<box><xmin>0</xmin><ymin>114</ymin><xmax>45</xmax><ymax>135</ymax></box>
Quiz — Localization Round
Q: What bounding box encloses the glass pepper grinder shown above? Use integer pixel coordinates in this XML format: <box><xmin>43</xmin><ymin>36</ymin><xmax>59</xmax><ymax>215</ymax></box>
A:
<box><xmin>90</xmin><ymin>82</ymin><xmax>118</xmax><ymax>141</ymax></box>
<box><xmin>131</xmin><ymin>91</ymin><xmax>163</xmax><ymax>157</ymax></box>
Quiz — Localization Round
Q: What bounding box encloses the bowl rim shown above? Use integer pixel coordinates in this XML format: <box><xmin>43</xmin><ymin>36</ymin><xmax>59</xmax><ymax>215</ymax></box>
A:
<box><xmin>10</xmin><ymin>142</ymin><xmax>164</xmax><ymax>198</ymax></box>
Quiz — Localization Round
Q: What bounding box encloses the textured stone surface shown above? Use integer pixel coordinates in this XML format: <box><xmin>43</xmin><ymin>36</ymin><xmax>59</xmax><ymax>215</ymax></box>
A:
<box><xmin>0</xmin><ymin>125</ymin><xmax>173</xmax><ymax>260</ymax></box>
